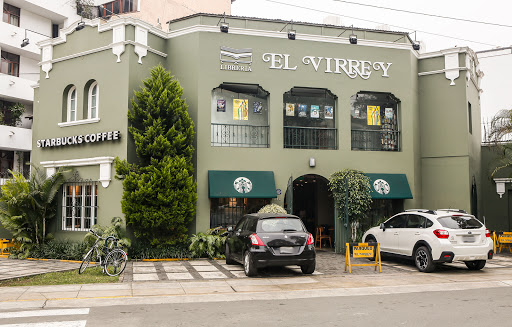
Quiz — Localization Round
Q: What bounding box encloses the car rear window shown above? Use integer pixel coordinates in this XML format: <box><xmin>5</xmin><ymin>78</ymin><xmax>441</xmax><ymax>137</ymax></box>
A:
<box><xmin>257</xmin><ymin>218</ymin><xmax>305</xmax><ymax>233</ymax></box>
<box><xmin>437</xmin><ymin>216</ymin><xmax>482</xmax><ymax>229</ymax></box>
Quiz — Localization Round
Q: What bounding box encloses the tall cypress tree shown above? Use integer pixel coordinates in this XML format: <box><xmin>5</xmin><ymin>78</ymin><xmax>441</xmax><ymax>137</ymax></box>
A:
<box><xmin>115</xmin><ymin>65</ymin><xmax>197</xmax><ymax>246</ymax></box>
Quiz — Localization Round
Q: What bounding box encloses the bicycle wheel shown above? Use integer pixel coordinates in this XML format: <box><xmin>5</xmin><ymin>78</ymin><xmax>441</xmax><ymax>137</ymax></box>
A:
<box><xmin>104</xmin><ymin>248</ymin><xmax>127</xmax><ymax>276</ymax></box>
<box><xmin>79</xmin><ymin>248</ymin><xmax>94</xmax><ymax>274</ymax></box>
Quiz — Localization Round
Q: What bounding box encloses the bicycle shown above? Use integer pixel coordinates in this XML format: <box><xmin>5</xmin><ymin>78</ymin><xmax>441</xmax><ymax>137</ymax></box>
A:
<box><xmin>78</xmin><ymin>229</ymin><xmax>128</xmax><ymax>277</ymax></box>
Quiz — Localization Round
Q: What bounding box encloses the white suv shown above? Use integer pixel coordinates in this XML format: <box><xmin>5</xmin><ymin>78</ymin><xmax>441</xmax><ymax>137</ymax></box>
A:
<box><xmin>362</xmin><ymin>209</ymin><xmax>494</xmax><ymax>272</ymax></box>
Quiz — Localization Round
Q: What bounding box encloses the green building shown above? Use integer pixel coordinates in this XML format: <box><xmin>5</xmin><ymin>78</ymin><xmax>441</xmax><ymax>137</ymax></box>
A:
<box><xmin>13</xmin><ymin>14</ymin><xmax>484</xmax><ymax>246</ymax></box>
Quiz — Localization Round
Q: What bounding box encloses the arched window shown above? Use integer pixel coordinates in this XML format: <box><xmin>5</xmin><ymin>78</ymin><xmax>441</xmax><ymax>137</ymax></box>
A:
<box><xmin>88</xmin><ymin>81</ymin><xmax>99</xmax><ymax>119</ymax></box>
<box><xmin>67</xmin><ymin>86</ymin><xmax>77</xmax><ymax>122</ymax></box>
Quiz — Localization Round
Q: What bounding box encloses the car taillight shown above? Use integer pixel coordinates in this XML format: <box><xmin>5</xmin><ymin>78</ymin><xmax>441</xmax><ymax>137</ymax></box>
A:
<box><xmin>433</xmin><ymin>229</ymin><xmax>449</xmax><ymax>239</ymax></box>
<box><xmin>306</xmin><ymin>233</ymin><xmax>314</xmax><ymax>245</ymax></box>
<box><xmin>485</xmin><ymin>229</ymin><xmax>490</xmax><ymax>238</ymax></box>
<box><xmin>250</xmin><ymin>233</ymin><xmax>265</xmax><ymax>246</ymax></box>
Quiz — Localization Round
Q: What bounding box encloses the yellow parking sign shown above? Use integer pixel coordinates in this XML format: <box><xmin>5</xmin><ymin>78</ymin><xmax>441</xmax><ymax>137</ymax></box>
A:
<box><xmin>344</xmin><ymin>242</ymin><xmax>382</xmax><ymax>273</ymax></box>
<box><xmin>352</xmin><ymin>246</ymin><xmax>374</xmax><ymax>258</ymax></box>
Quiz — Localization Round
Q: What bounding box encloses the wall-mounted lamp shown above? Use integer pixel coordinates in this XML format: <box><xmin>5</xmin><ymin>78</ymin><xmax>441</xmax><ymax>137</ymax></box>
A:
<box><xmin>21</xmin><ymin>38</ymin><xmax>29</xmax><ymax>47</ymax></box>
<box><xmin>288</xmin><ymin>30</ymin><xmax>296</xmax><ymax>40</ymax></box>
<box><xmin>309</xmin><ymin>157</ymin><xmax>316</xmax><ymax>167</ymax></box>
<box><xmin>9</xmin><ymin>131</ymin><xmax>15</xmax><ymax>136</ymax></box>
<box><xmin>412</xmin><ymin>31</ymin><xmax>420</xmax><ymax>51</ymax></box>
<box><xmin>349</xmin><ymin>25</ymin><xmax>357</xmax><ymax>44</ymax></box>
<box><xmin>75</xmin><ymin>21</ymin><xmax>86</xmax><ymax>31</ymax></box>
<box><xmin>20</xmin><ymin>28</ymin><xmax>51</xmax><ymax>47</ymax></box>
<box><xmin>218</xmin><ymin>13</ymin><xmax>229</xmax><ymax>33</ymax></box>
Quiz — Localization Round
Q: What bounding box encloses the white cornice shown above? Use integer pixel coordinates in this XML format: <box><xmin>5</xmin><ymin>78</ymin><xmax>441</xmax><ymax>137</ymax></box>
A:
<box><xmin>418</xmin><ymin>47</ymin><xmax>469</xmax><ymax>60</ymax></box>
<box><xmin>58</xmin><ymin>118</ymin><xmax>100</xmax><ymax>128</ymax></box>
<box><xmin>418</xmin><ymin>67</ymin><xmax>468</xmax><ymax>77</ymax></box>
<box><xmin>41</xmin><ymin>156</ymin><xmax>115</xmax><ymax>168</ymax></box>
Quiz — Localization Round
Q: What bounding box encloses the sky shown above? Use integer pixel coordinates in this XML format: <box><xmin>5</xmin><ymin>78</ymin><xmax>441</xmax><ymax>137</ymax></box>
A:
<box><xmin>231</xmin><ymin>0</ymin><xmax>512</xmax><ymax>120</ymax></box>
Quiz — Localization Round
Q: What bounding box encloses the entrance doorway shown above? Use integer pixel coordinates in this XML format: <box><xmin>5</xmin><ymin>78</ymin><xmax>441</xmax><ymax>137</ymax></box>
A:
<box><xmin>288</xmin><ymin>174</ymin><xmax>334</xmax><ymax>236</ymax></box>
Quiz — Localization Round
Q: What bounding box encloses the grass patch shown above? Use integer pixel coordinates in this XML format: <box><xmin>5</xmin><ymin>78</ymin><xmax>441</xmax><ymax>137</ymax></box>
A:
<box><xmin>0</xmin><ymin>266</ymin><xmax>119</xmax><ymax>287</ymax></box>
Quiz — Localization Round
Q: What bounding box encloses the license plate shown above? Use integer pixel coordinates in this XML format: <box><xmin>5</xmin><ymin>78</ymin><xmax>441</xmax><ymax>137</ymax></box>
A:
<box><xmin>280</xmin><ymin>247</ymin><xmax>294</xmax><ymax>254</ymax></box>
<box><xmin>463</xmin><ymin>236</ymin><xmax>475</xmax><ymax>243</ymax></box>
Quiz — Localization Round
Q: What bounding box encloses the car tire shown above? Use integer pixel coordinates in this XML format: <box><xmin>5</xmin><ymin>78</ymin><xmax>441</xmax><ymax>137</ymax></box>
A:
<box><xmin>414</xmin><ymin>246</ymin><xmax>436</xmax><ymax>273</ymax></box>
<box><xmin>365</xmin><ymin>236</ymin><xmax>377</xmax><ymax>261</ymax></box>
<box><xmin>300</xmin><ymin>261</ymin><xmax>316</xmax><ymax>274</ymax></box>
<box><xmin>225</xmin><ymin>243</ymin><xmax>236</xmax><ymax>265</ymax></box>
<box><xmin>244</xmin><ymin>251</ymin><xmax>257</xmax><ymax>277</ymax></box>
<box><xmin>465</xmin><ymin>260</ymin><xmax>486</xmax><ymax>270</ymax></box>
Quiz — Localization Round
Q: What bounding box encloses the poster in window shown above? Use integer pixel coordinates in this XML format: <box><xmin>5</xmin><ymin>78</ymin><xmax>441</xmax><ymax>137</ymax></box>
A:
<box><xmin>367</xmin><ymin>105</ymin><xmax>381</xmax><ymax>125</ymax></box>
<box><xmin>253</xmin><ymin>101</ymin><xmax>263</xmax><ymax>114</ymax></box>
<box><xmin>325</xmin><ymin>106</ymin><xmax>334</xmax><ymax>119</ymax></box>
<box><xmin>298</xmin><ymin>104</ymin><xmax>307</xmax><ymax>117</ymax></box>
<box><xmin>311</xmin><ymin>105</ymin><xmax>320</xmax><ymax>118</ymax></box>
<box><xmin>233</xmin><ymin>99</ymin><xmax>249</xmax><ymax>120</ymax></box>
<box><xmin>385</xmin><ymin>107</ymin><xmax>394</xmax><ymax>119</ymax></box>
<box><xmin>217</xmin><ymin>99</ymin><xmax>226</xmax><ymax>112</ymax></box>
<box><xmin>286</xmin><ymin>103</ymin><xmax>295</xmax><ymax>116</ymax></box>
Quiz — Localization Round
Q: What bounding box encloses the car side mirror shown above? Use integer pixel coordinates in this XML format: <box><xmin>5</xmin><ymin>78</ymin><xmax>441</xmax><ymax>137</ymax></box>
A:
<box><xmin>227</xmin><ymin>226</ymin><xmax>233</xmax><ymax>232</ymax></box>
<box><xmin>380</xmin><ymin>223</ymin><xmax>386</xmax><ymax>231</ymax></box>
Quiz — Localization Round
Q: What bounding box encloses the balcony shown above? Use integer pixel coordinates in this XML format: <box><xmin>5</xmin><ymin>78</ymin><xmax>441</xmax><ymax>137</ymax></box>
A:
<box><xmin>0</xmin><ymin>74</ymin><xmax>35</xmax><ymax>103</ymax></box>
<box><xmin>283</xmin><ymin>126</ymin><xmax>337</xmax><ymax>150</ymax></box>
<box><xmin>0</xmin><ymin>125</ymin><xmax>32</xmax><ymax>151</ymax></box>
<box><xmin>351</xmin><ymin>129</ymin><xmax>400</xmax><ymax>151</ymax></box>
<box><xmin>0</xmin><ymin>22</ymin><xmax>48</xmax><ymax>60</ymax></box>
<box><xmin>211</xmin><ymin>123</ymin><xmax>269</xmax><ymax>148</ymax></box>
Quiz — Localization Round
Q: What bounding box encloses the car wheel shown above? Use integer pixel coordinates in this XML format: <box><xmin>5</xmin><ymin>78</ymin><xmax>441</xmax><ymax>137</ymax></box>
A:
<box><xmin>244</xmin><ymin>251</ymin><xmax>257</xmax><ymax>277</ymax></box>
<box><xmin>300</xmin><ymin>261</ymin><xmax>316</xmax><ymax>274</ymax></box>
<box><xmin>414</xmin><ymin>246</ymin><xmax>436</xmax><ymax>273</ymax></box>
<box><xmin>465</xmin><ymin>260</ymin><xmax>486</xmax><ymax>270</ymax></box>
<box><xmin>225</xmin><ymin>243</ymin><xmax>236</xmax><ymax>265</ymax></box>
<box><xmin>365</xmin><ymin>236</ymin><xmax>377</xmax><ymax>261</ymax></box>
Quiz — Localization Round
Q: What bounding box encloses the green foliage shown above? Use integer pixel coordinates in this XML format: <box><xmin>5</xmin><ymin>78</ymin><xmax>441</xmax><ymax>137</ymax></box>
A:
<box><xmin>115</xmin><ymin>65</ymin><xmax>197</xmax><ymax>246</ymax></box>
<box><xmin>329</xmin><ymin>169</ymin><xmax>372</xmax><ymax>224</ymax></box>
<box><xmin>21</xmin><ymin>240</ymin><xmax>89</xmax><ymax>261</ymax></box>
<box><xmin>258</xmin><ymin>203</ymin><xmax>287</xmax><ymax>214</ymax></box>
<box><xmin>189</xmin><ymin>228</ymin><xmax>226</xmax><ymax>259</ymax></box>
<box><xmin>0</xmin><ymin>102</ymin><xmax>25</xmax><ymax>127</ymax></box>
<box><xmin>0</xmin><ymin>166</ymin><xmax>68</xmax><ymax>257</ymax></box>
<box><xmin>83</xmin><ymin>217</ymin><xmax>131</xmax><ymax>249</ymax></box>
<box><xmin>487</xmin><ymin>110</ymin><xmax>512</xmax><ymax>177</ymax></box>
<box><xmin>129</xmin><ymin>241</ymin><xmax>191</xmax><ymax>260</ymax></box>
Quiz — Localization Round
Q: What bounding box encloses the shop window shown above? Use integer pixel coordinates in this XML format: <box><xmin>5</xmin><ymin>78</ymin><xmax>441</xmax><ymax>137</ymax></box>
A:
<box><xmin>351</xmin><ymin>91</ymin><xmax>400</xmax><ymax>151</ymax></box>
<box><xmin>99</xmin><ymin>0</ymin><xmax>135</xmax><ymax>17</ymax></box>
<box><xmin>0</xmin><ymin>51</ymin><xmax>20</xmax><ymax>77</ymax></box>
<box><xmin>85</xmin><ymin>80</ymin><xmax>99</xmax><ymax>119</ymax></box>
<box><xmin>62</xmin><ymin>182</ymin><xmax>98</xmax><ymax>231</ymax></box>
<box><xmin>67</xmin><ymin>86</ymin><xmax>77</xmax><ymax>122</ymax></box>
<box><xmin>210</xmin><ymin>198</ymin><xmax>270</xmax><ymax>228</ymax></box>
<box><xmin>211</xmin><ymin>83</ymin><xmax>270</xmax><ymax>148</ymax></box>
<box><xmin>283</xmin><ymin>87</ymin><xmax>337</xmax><ymax>150</ymax></box>
<box><xmin>3</xmin><ymin>3</ymin><xmax>20</xmax><ymax>27</ymax></box>
<box><xmin>0</xmin><ymin>151</ymin><xmax>14</xmax><ymax>179</ymax></box>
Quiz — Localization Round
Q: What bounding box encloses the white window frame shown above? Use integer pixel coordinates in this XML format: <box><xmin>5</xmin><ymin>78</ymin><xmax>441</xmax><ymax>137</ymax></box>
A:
<box><xmin>88</xmin><ymin>81</ymin><xmax>99</xmax><ymax>119</ymax></box>
<box><xmin>62</xmin><ymin>182</ymin><xmax>97</xmax><ymax>231</ymax></box>
<box><xmin>67</xmin><ymin>86</ymin><xmax>77</xmax><ymax>122</ymax></box>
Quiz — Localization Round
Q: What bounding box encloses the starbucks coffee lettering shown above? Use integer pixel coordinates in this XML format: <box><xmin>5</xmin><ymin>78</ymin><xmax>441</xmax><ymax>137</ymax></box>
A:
<box><xmin>36</xmin><ymin>131</ymin><xmax>120</xmax><ymax>148</ymax></box>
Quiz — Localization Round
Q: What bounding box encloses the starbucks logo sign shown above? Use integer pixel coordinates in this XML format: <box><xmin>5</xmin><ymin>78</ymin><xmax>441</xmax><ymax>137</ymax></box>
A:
<box><xmin>234</xmin><ymin>177</ymin><xmax>253</xmax><ymax>194</ymax></box>
<box><xmin>373</xmin><ymin>179</ymin><xmax>390</xmax><ymax>195</ymax></box>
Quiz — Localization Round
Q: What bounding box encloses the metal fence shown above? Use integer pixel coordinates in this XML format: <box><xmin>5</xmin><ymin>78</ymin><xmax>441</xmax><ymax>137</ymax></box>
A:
<box><xmin>283</xmin><ymin>126</ymin><xmax>337</xmax><ymax>149</ymax></box>
<box><xmin>211</xmin><ymin>123</ymin><xmax>270</xmax><ymax>147</ymax></box>
<box><xmin>351</xmin><ymin>130</ymin><xmax>400</xmax><ymax>151</ymax></box>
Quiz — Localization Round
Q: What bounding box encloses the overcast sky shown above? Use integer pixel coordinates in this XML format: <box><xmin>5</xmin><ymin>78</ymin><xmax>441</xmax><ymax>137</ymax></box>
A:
<box><xmin>231</xmin><ymin>0</ymin><xmax>512</xmax><ymax>119</ymax></box>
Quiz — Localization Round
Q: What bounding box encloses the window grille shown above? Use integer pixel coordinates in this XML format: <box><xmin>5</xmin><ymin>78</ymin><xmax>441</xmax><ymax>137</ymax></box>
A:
<box><xmin>62</xmin><ymin>171</ymin><xmax>98</xmax><ymax>231</ymax></box>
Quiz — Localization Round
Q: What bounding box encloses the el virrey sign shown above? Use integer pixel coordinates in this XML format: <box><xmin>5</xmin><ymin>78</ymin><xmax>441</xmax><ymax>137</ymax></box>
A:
<box><xmin>219</xmin><ymin>47</ymin><xmax>393</xmax><ymax>79</ymax></box>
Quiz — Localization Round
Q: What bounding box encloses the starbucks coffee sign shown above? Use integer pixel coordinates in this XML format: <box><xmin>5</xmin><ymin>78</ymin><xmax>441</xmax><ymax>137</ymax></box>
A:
<box><xmin>37</xmin><ymin>131</ymin><xmax>120</xmax><ymax>148</ymax></box>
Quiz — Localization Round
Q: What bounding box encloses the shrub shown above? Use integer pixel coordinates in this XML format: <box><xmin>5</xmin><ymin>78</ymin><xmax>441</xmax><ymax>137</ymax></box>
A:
<box><xmin>83</xmin><ymin>217</ymin><xmax>131</xmax><ymax>249</ymax></box>
<box><xmin>14</xmin><ymin>240</ymin><xmax>89</xmax><ymax>261</ymax></box>
<box><xmin>129</xmin><ymin>241</ymin><xmax>191</xmax><ymax>260</ymax></box>
<box><xmin>189</xmin><ymin>228</ymin><xmax>226</xmax><ymax>259</ymax></box>
<box><xmin>258</xmin><ymin>203</ymin><xmax>287</xmax><ymax>214</ymax></box>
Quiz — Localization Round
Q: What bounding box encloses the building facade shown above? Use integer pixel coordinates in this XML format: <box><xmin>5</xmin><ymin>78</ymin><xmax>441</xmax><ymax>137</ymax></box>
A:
<box><xmin>25</xmin><ymin>14</ymin><xmax>482</xmax><ymax>246</ymax></box>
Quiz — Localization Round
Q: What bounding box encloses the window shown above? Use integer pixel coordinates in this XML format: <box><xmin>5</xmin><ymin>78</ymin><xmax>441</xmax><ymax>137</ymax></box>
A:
<box><xmin>67</xmin><ymin>86</ymin><xmax>77</xmax><ymax>122</ymax></box>
<box><xmin>88</xmin><ymin>81</ymin><xmax>99</xmax><ymax>119</ymax></box>
<box><xmin>211</xmin><ymin>83</ymin><xmax>270</xmax><ymax>148</ymax></box>
<box><xmin>99</xmin><ymin>0</ymin><xmax>134</xmax><ymax>17</ymax></box>
<box><xmin>468</xmin><ymin>102</ymin><xmax>472</xmax><ymax>134</ymax></box>
<box><xmin>0</xmin><ymin>151</ymin><xmax>14</xmax><ymax>179</ymax></box>
<box><xmin>384</xmin><ymin>215</ymin><xmax>406</xmax><ymax>228</ymax></box>
<box><xmin>0</xmin><ymin>51</ymin><xmax>20</xmax><ymax>77</ymax></box>
<box><xmin>283</xmin><ymin>87</ymin><xmax>337</xmax><ymax>150</ymax></box>
<box><xmin>210</xmin><ymin>198</ymin><xmax>270</xmax><ymax>228</ymax></box>
<box><xmin>351</xmin><ymin>91</ymin><xmax>400</xmax><ymax>151</ymax></box>
<box><xmin>62</xmin><ymin>182</ymin><xmax>98</xmax><ymax>231</ymax></box>
<box><xmin>406</xmin><ymin>215</ymin><xmax>426</xmax><ymax>228</ymax></box>
<box><xmin>3</xmin><ymin>3</ymin><xmax>20</xmax><ymax>27</ymax></box>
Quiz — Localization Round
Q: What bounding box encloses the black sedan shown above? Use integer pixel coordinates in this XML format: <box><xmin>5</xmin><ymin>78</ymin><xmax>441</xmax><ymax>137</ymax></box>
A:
<box><xmin>225</xmin><ymin>213</ymin><xmax>316</xmax><ymax>277</ymax></box>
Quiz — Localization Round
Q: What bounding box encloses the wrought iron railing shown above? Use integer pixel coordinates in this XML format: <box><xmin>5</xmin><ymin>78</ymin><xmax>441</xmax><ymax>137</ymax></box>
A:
<box><xmin>211</xmin><ymin>123</ymin><xmax>269</xmax><ymax>147</ymax></box>
<box><xmin>210</xmin><ymin>205</ymin><xmax>245</xmax><ymax>228</ymax></box>
<box><xmin>283</xmin><ymin>126</ymin><xmax>337</xmax><ymax>150</ymax></box>
<box><xmin>351</xmin><ymin>129</ymin><xmax>400</xmax><ymax>151</ymax></box>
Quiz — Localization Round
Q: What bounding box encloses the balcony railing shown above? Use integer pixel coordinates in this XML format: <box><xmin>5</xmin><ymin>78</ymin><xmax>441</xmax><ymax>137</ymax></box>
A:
<box><xmin>211</xmin><ymin>123</ymin><xmax>269</xmax><ymax>148</ymax></box>
<box><xmin>283</xmin><ymin>126</ymin><xmax>337</xmax><ymax>150</ymax></box>
<box><xmin>351</xmin><ymin>129</ymin><xmax>400</xmax><ymax>151</ymax></box>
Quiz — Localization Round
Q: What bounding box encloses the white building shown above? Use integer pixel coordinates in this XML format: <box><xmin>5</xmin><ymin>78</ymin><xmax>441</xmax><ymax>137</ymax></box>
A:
<box><xmin>0</xmin><ymin>0</ymin><xmax>80</xmax><ymax>183</ymax></box>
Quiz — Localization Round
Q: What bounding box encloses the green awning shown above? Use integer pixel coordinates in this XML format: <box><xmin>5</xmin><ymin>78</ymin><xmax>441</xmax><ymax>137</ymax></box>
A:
<box><xmin>208</xmin><ymin>170</ymin><xmax>277</xmax><ymax>198</ymax></box>
<box><xmin>365</xmin><ymin>173</ymin><xmax>413</xmax><ymax>199</ymax></box>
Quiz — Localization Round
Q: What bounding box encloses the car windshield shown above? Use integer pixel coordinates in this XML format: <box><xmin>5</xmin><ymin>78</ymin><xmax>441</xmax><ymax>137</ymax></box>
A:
<box><xmin>437</xmin><ymin>216</ymin><xmax>483</xmax><ymax>229</ymax></box>
<box><xmin>257</xmin><ymin>218</ymin><xmax>305</xmax><ymax>233</ymax></box>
